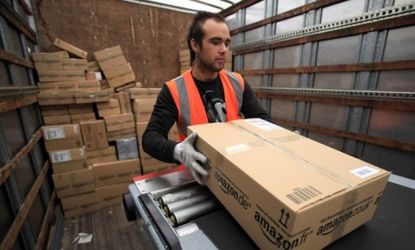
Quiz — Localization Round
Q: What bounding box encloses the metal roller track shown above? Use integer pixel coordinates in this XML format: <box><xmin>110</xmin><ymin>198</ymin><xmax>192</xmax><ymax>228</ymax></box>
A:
<box><xmin>232</xmin><ymin>3</ymin><xmax>415</xmax><ymax>52</ymax></box>
<box><xmin>253</xmin><ymin>87</ymin><xmax>415</xmax><ymax>101</ymax></box>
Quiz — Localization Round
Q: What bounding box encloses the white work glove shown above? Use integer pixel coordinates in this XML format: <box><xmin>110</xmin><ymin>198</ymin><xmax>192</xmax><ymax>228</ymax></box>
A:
<box><xmin>173</xmin><ymin>132</ymin><xmax>208</xmax><ymax>184</ymax></box>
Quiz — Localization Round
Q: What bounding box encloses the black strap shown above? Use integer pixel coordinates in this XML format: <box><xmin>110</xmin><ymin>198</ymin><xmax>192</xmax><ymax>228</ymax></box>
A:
<box><xmin>140</xmin><ymin>194</ymin><xmax>182</xmax><ymax>250</ymax></box>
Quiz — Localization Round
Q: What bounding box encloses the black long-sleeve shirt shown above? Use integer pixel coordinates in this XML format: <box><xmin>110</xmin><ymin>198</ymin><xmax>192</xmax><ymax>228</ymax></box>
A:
<box><xmin>142</xmin><ymin>75</ymin><xmax>271</xmax><ymax>163</ymax></box>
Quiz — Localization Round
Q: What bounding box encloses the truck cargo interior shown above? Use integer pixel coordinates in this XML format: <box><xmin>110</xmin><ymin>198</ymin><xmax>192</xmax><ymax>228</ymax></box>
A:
<box><xmin>0</xmin><ymin>0</ymin><xmax>414</xmax><ymax>249</ymax></box>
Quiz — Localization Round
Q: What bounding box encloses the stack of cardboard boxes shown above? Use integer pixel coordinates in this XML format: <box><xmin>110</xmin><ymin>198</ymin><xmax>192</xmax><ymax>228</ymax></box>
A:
<box><xmin>130</xmin><ymin>87</ymin><xmax>178</xmax><ymax>174</ymax></box>
<box><xmin>35</xmin><ymin>39</ymin><xmax>147</xmax><ymax>217</ymax></box>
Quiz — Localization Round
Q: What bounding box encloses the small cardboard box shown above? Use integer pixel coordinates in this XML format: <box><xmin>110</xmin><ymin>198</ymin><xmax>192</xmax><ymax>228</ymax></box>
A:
<box><xmin>52</xmin><ymin>167</ymin><xmax>95</xmax><ymax>198</ymax></box>
<box><xmin>41</xmin><ymin>105</ymin><xmax>69</xmax><ymax>116</ymax></box>
<box><xmin>54</xmin><ymin>38</ymin><xmax>88</xmax><ymax>59</ymax></box>
<box><xmin>70</xmin><ymin>113</ymin><xmax>96</xmax><ymax>124</ymax></box>
<box><xmin>80</xmin><ymin>120</ymin><xmax>109</xmax><ymax>150</ymax></box>
<box><xmin>188</xmin><ymin>119</ymin><xmax>390</xmax><ymax>250</ymax></box>
<box><xmin>113</xmin><ymin>92</ymin><xmax>132</xmax><ymax>114</ymax></box>
<box><xmin>68</xmin><ymin>104</ymin><xmax>94</xmax><ymax>114</ymax></box>
<box><xmin>104</xmin><ymin>113</ymin><xmax>135</xmax><ymax>132</ymax></box>
<box><xmin>38</xmin><ymin>92</ymin><xmax>75</xmax><ymax>105</ymax></box>
<box><xmin>98</xmin><ymin>55</ymin><xmax>127</xmax><ymax>71</ymax></box>
<box><xmin>96</xmin><ymin>99</ymin><xmax>121</xmax><ymax>117</ymax></box>
<box><xmin>107</xmin><ymin>127</ymin><xmax>136</xmax><ymax>141</ymax></box>
<box><xmin>94</xmin><ymin>45</ymin><xmax>123</xmax><ymax>62</ymax></box>
<box><xmin>41</xmin><ymin>124</ymin><xmax>83</xmax><ymax>151</ymax></box>
<box><xmin>61</xmin><ymin>191</ymin><xmax>100</xmax><ymax>218</ymax></box>
<box><xmin>32</xmin><ymin>51</ymin><xmax>69</xmax><ymax>62</ymax></box>
<box><xmin>132</xmin><ymin>98</ymin><xmax>156</xmax><ymax>122</ymax></box>
<box><xmin>104</xmin><ymin>63</ymin><xmax>132</xmax><ymax>79</ymax></box>
<box><xmin>96</xmin><ymin>183</ymin><xmax>129</xmax><ymax>208</ymax></box>
<box><xmin>49</xmin><ymin>147</ymin><xmax>88</xmax><ymax>173</ymax></box>
<box><xmin>128</xmin><ymin>88</ymin><xmax>160</xmax><ymax>99</ymax></box>
<box><xmin>107</xmin><ymin>70</ymin><xmax>135</xmax><ymax>88</ymax></box>
<box><xmin>92</xmin><ymin>159</ymin><xmax>141</xmax><ymax>187</ymax></box>
<box><xmin>86</xmin><ymin>146</ymin><xmax>117</xmax><ymax>165</ymax></box>
<box><xmin>43</xmin><ymin>114</ymin><xmax>72</xmax><ymax>125</ymax></box>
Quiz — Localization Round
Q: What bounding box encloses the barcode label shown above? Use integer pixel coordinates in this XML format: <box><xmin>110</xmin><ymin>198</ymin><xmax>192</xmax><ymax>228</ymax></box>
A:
<box><xmin>44</xmin><ymin>127</ymin><xmax>65</xmax><ymax>140</ymax></box>
<box><xmin>51</xmin><ymin>150</ymin><xmax>71</xmax><ymax>163</ymax></box>
<box><xmin>286</xmin><ymin>186</ymin><xmax>322</xmax><ymax>205</ymax></box>
<box><xmin>246</xmin><ymin>118</ymin><xmax>282</xmax><ymax>131</ymax></box>
<box><xmin>351</xmin><ymin>166</ymin><xmax>379</xmax><ymax>178</ymax></box>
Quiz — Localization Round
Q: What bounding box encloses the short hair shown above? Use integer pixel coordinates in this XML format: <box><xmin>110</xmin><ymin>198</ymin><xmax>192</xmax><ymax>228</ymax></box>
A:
<box><xmin>186</xmin><ymin>11</ymin><xmax>226</xmax><ymax>64</ymax></box>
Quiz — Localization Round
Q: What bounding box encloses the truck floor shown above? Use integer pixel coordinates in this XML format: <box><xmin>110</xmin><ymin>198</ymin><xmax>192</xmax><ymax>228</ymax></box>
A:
<box><xmin>60</xmin><ymin>204</ymin><xmax>144</xmax><ymax>250</ymax></box>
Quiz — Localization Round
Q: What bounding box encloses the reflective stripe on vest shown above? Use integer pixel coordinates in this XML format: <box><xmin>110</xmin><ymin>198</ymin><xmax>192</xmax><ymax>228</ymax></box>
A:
<box><xmin>166</xmin><ymin>70</ymin><xmax>244</xmax><ymax>141</ymax></box>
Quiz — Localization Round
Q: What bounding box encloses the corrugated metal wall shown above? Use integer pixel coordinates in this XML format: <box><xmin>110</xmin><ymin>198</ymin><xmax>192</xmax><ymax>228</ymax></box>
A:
<box><xmin>0</xmin><ymin>0</ymin><xmax>60</xmax><ymax>249</ymax></box>
<box><xmin>223</xmin><ymin>0</ymin><xmax>415</xmax><ymax>179</ymax></box>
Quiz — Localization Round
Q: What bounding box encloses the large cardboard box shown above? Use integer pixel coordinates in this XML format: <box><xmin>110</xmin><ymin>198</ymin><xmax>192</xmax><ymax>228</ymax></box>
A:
<box><xmin>96</xmin><ymin>183</ymin><xmax>129</xmax><ymax>208</ymax></box>
<box><xmin>86</xmin><ymin>146</ymin><xmax>117</xmax><ymax>165</ymax></box>
<box><xmin>61</xmin><ymin>191</ymin><xmax>100</xmax><ymax>218</ymax></box>
<box><xmin>80</xmin><ymin>120</ymin><xmax>108</xmax><ymax>150</ymax></box>
<box><xmin>49</xmin><ymin>147</ymin><xmax>88</xmax><ymax>173</ymax></box>
<box><xmin>92</xmin><ymin>159</ymin><xmax>141</xmax><ymax>187</ymax></box>
<box><xmin>41</xmin><ymin>124</ymin><xmax>83</xmax><ymax>151</ymax></box>
<box><xmin>188</xmin><ymin>119</ymin><xmax>390</xmax><ymax>250</ymax></box>
<box><xmin>52</xmin><ymin>167</ymin><xmax>95</xmax><ymax>198</ymax></box>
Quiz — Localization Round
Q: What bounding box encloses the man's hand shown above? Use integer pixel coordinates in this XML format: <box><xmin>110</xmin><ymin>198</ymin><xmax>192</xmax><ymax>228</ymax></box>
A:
<box><xmin>173</xmin><ymin>132</ymin><xmax>208</xmax><ymax>184</ymax></box>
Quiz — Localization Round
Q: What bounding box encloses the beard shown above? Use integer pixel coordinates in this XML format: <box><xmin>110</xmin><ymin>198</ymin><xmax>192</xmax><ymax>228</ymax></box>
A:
<box><xmin>196</xmin><ymin>55</ymin><xmax>224</xmax><ymax>73</ymax></box>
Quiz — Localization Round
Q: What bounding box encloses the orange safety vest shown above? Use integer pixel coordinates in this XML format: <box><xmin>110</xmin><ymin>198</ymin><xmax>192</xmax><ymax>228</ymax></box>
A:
<box><xmin>166</xmin><ymin>70</ymin><xmax>245</xmax><ymax>141</ymax></box>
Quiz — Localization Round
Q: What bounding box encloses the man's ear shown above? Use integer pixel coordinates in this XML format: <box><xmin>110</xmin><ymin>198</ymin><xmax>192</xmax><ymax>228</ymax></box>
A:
<box><xmin>191</xmin><ymin>39</ymin><xmax>200</xmax><ymax>53</ymax></box>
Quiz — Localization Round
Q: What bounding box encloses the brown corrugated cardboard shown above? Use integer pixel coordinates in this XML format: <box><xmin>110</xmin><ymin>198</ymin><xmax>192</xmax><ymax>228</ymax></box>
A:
<box><xmin>52</xmin><ymin>167</ymin><xmax>95</xmax><ymax>198</ymax></box>
<box><xmin>104</xmin><ymin>63</ymin><xmax>132</xmax><ymax>79</ymax></box>
<box><xmin>80</xmin><ymin>120</ymin><xmax>108</xmax><ymax>150</ymax></box>
<box><xmin>38</xmin><ymin>92</ymin><xmax>75</xmax><ymax>105</ymax></box>
<box><xmin>70</xmin><ymin>113</ymin><xmax>96</xmax><ymax>124</ymax></box>
<box><xmin>188</xmin><ymin>119</ymin><xmax>390</xmax><ymax>250</ymax></box>
<box><xmin>74</xmin><ymin>88</ymin><xmax>113</xmax><ymax>104</ymax></box>
<box><xmin>135</xmin><ymin>122</ymin><xmax>147</xmax><ymax>145</ymax></box>
<box><xmin>132</xmin><ymin>98</ymin><xmax>156</xmax><ymax>122</ymax></box>
<box><xmin>61</xmin><ymin>191</ymin><xmax>100</xmax><ymax>218</ymax></box>
<box><xmin>68</xmin><ymin>104</ymin><xmax>94</xmax><ymax>114</ymax></box>
<box><xmin>32</xmin><ymin>51</ymin><xmax>69</xmax><ymax>62</ymax></box>
<box><xmin>85</xmin><ymin>71</ymin><xmax>103</xmax><ymax>81</ymax></box>
<box><xmin>62</xmin><ymin>58</ymin><xmax>88</xmax><ymax>70</ymax></box>
<box><xmin>128</xmin><ymin>88</ymin><xmax>160</xmax><ymax>99</ymax></box>
<box><xmin>87</xmin><ymin>61</ymin><xmax>100</xmax><ymax>72</ymax></box>
<box><xmin>86</xmin><ymin>146</ymin><xmax>117</xmax><ymax>165</ymax></box>
<box><xmin>53</xmin><ymin>38</ymin><xmax>88</xmax><ymax>59</ymax></box>
<box><xmin>49</xmin><ymin>147</ymin><xmax>88</xmax><ymax>173</ymax></box>
<box><xmin>113</xmin><ymin>92</ymin><xmax>132</xmax><ymax>114</ymax></box>
<box><xmin>107</xmin><ymin>127</ymin><xmax>136</xmax><ymax>141</ymax></box>
<box><xmin>37</xmin><ymin>80</ymin><xmax>101</xmax><ymax>93</ymax></box>
<box><xmin>41</xmin><ymin>124</ymin><xmax>83</xmax><ymax>151</ymax></box>
<box><xmin>98</xmin><ymin>55</ymin><xmax>127</xmax><ymax>71</ymax></box>
<box><xmin>103</xmin><ymin>113</ymin><xmax>134</xmax><ymax>132</ymax></box>
<box><xmin>96</xmin><ymin>183</ymin><xmax>129</xmax><ymax>208</ymax></box>
<box><xmin>34</xmin><ymin>61</ymin><xmax>63</xmax><ymax>71</ymax></box>
<box><xmin>43</xmin><ymin>114</ymin><xmax>72</xmax><ymax>125</ymax></box>
<box><xmin>94</xmin><ymin>45</ymin><xmax>123</xmax><ymax>61</ymax></box>
<box><xmin>92</xmin><ymin>159</ymin><xmax>141</xmax><ymax>187</ymax></box>
<box><xmin>107</xmin><ymin>70</ymin><xmax>135</xmax><ymax>88</ymax></box>
<box><xmin>37</xmin><ymin>69</ymin><xmax>85</xmax><ymax>77</ymax></box>
<box><xmin>41</xmin><ymin>105</ymin><xmax>69</xmax><ymax>116</ymax></box>
<box><xmin>96</xmin><ymin>99</ymin><xmax>122</xmax><ymax>117</ymax></box>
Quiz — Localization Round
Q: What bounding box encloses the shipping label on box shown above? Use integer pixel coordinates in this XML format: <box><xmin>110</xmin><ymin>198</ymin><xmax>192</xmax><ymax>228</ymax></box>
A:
<box><xmin>49</xmin><ymin>147</ymin><xmax>88</xmax><ymax>173</ymax></box>
<box><xmin>104</xmin><ymin>113</ymin><xmax>135</xmax><ymax>132</ymax></box>
<box><xmin>92</xmin><ymin>159</ymin><xmax>141</xmax><ymax>187</ymax></box>
<box><xmin>86</xmin><ymin>146</ymin><xmax>117</xmax><ymax>165</ymax></box>
<box><xmin>61</xmin><ymin>191</ymin><xmax>100</xmax><ymax>218</ymax></box>
<box><xmin>188</xmin><ymin>119</ymin><xmax>390</xmax><ymax>250</ymax></box>
<box><xmin>41</xmin><ymin>124</ymin><xmax>83</xmax><ymax>151</ymax></box>
<box><xmin>52</xmin><ymin>167</ymin><xmax>95</xmax><ymax>198</ymax></box>
<box><xmin>80</xmin><ymin>120</ymin><xmax>109</xmax><ymax>150</ymax></box>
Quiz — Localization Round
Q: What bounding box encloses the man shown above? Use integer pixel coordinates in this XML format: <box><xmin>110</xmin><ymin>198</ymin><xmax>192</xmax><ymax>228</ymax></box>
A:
<box><xmin>142</xmin><ymin>11</ymin><xmax>271</xmax><ymax>184</ymax></box>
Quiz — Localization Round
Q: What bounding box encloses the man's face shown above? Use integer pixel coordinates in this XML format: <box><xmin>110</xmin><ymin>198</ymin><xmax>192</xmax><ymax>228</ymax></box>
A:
<box><xmin>193</xmin><ymin>19</ymin><xmax>231</xmax><ymax>72</ymax></box>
